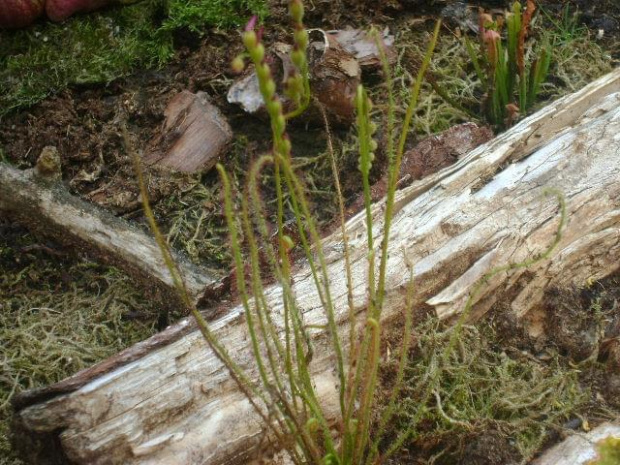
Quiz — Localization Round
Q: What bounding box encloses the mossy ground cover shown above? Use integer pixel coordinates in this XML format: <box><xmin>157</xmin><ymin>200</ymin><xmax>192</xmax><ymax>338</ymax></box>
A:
<box><xmin>0</xmin><ymin>220</ymin><xmax>167</xmax><ymax>463</ymax></box>
<box><xmin>1</xmin><ymin>0</ymin><xmax>169</xmax><ymax>116</ymax></box>
<box><xmin>0</xmin><ymin>1</ymin><xmax>619</xmax><ymax>463</ymax></box>
<box><xmin>0</xmin><ymin>0</ymin><xmax>268</xmax><ymax>116</ymax></box>
<box><xmin>382</xmin><ymin>322</ymin><xmax>588</xmax><ymax>464</ymax></box>
<box><xmin>380</xmin><ymin>274</ymin><xmax>620</xmax><ymax>464</ymax></box>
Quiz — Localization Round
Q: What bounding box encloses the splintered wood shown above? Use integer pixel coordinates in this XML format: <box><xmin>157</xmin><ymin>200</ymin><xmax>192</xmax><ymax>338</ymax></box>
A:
<box><xmin>532</xmin><ymin>423</ymin><xmax>620</xmax><ymax>465</ymax></box>
<box><xmin>145</xmin><ymin>90</ymin><xmax>232</xmax><ymax>174</ymax></box>
<box><xmin>11</xmin><ymin>68</ymin><xmax>620</xmax><ymax>464</ymax></box>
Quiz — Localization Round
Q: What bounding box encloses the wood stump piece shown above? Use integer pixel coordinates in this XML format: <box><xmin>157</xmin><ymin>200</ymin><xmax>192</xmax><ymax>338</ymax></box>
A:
<box><xmin>145</xmin><ymin>91</ymin><xmax>232</xmax><ymax>174</ymax></box>
<box><xmin>532</xmin><ymin>422</ymin><xmax>620</xmax><ymax>465</ymax></box>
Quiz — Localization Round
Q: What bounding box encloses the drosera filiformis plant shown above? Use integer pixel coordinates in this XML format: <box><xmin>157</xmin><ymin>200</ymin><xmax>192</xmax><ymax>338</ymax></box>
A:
<box><xmin>134</xmin><ymin>2</ymin><xmax>570</xmax><ymax>462</ymax></box>
<box><xmin>133</xmin><ymin>1</ymin><xmax>443</xmax><ymax>460</ymax></box>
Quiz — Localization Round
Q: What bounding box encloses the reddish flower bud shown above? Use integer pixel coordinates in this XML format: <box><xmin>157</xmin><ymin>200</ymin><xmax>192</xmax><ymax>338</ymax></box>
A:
<box><xmin>245</xmin><ymin>15</ymin><xmax>257</xmax><ymax>32</ymax></box>
<box><xmin>483</xmin><ymin>29</ymin><xmax>501</xmax><ymax>43</ymax></box>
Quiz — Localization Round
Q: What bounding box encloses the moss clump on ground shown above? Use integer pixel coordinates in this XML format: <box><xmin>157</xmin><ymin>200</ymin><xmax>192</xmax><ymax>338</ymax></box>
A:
<box><xmin>0</xmin><ymin>0</ymin><xmax>171</xmax><ymax>115</ymax></box>
<box><xmin>153</xmin><ymin>124</ymin><xmax>341</xmax><ymax>269</ymax></box>
<box><xmin>0</xmin><ymin>0</ymin><xmax>268</xmax><ymax>116</ymax></box>
<box><xmin>382</xmin><ymin>321</ymin><xmax>589</xmax><ymax>464</ymax></box>
<box><xmin>163</xmin><ymin>0</ymin><xmax>268</xmax><ymax>34</ymax></box>
<box><xmin>0</xmin><ymin>222</ymin><xmax>163</xmax><ymax>464</ymax></box>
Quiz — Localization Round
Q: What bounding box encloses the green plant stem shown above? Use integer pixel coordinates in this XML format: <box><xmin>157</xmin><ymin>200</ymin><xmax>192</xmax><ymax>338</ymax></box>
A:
<box><xmin>247</xmin><ymin>156</ymin><xmax>313</xmax><ymax>414</ymax></box>
<box><xmin>125</xmin><ymin>126</ymin><xmax>303</xmax><ymax>453</ymax></box>
<box><xmin>218</xmin><ymin>166</ymin><xmax>275</xmax><ymax>392</ymax></box>
<box><xmin>318</xmin><ymin>102</ymin><xmax>358</xmax><ymax>408</ymax></box>
<box><xmin>465</xmin><ymin>37</ymin><xmax>487</xmax><ymax>92</ymax></box>
<box><xmin>246</xmin><ymin>153</ymin><xmax>339</xmax><ymax>459</ymax></box>
<box><xmin>276</xmin><ymin>154</ymin><xmax>347</xmax><ymax>421</ymax></box>
<box><xmin>223</xmin><ymin>162</ymin><xmax>329</xmax><ymax>464</ymax></box>
<box><xmin>342</xmin><ymin>86</ymin><xmax>377</xmax><ymax>455</ymax></box>
<box><xmin>365</xmin><ymin>257</ymin><xmax>417</xmax><ymax>465</ymax></box>
<box><xmin>241</xmin><ymin>191</ymin><xmax>288</xmax><ymax>383</ymax></box>
<box><xmin>352</xmin><ymin>317</ymin><xmax>381</xmax><ymax>465</ymax></box>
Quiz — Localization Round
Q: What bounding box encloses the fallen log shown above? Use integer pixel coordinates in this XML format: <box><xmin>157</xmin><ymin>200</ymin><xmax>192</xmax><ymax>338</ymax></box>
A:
<box><xmin>0</xmin><ymin>157</ymin><xmax>218</xmax><ymax>307</ymax></box>
<box><xmin>12</xmin><ymin>68</ymin><xmax>620</xmax><ymax>464</ymax></box>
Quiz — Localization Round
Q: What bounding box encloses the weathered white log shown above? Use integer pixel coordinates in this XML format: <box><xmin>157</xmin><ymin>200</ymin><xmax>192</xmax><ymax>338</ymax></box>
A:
<box><xmin>0</xmin><ymin>161</ymin><xmax>217</xmax><ymax>306</ymax></box>
<box><xmin>12</xmin><ymin>68</ymin><xmax>620</xmax><ymax>464</ymax></box>
<box><xmin>532</xmin><ymin>422</ymin><xmax>620</xmax><ymax>465</ymax></box>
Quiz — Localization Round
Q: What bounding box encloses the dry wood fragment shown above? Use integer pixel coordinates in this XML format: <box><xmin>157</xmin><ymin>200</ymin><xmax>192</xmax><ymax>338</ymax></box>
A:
<box><xmin>327</xmin><ymin>27</ymin><xmax>396</xmax><ymax>69</ymax></box>
<box><xmin>0</xmin><ymin>159</ymin><xmax>216</xmax><ymax>307</ymax></box>
<box><xmin>348</xmin><ymin>122</ymin><xmax>494</xmax><ymax>213</ymax></box>
<box><xmin>11</xmin><ymin>68</ymin><xmax>620</xmax><ymax>465</ymax></box>
<box><xmin>308</xmin><ymin>31</ymin><xmax>361</xmax><ymax>125</ymax></box>
<box><xmin>144</xmin><ymin>91</ymin><xmax>232</xmax><ymax>174</ymax></box>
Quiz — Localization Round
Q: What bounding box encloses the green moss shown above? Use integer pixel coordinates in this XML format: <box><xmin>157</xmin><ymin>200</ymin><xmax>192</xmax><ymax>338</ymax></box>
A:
<box><xmin>0</xmin><ymin>0</ymin><xmax>268</xmax><ymax>116</ymax></box>
<box><xmin>0</xmin><ymin>0</ymin><xmax>172</xmax><ymax>116</ymax></box>
<box><xmin>163</xmin><ymin>0</ymin><xmax>268</xmax><ymax>33</ymax></box>
<box><xmin>153</xmin><ymin>128</ymin><xmax>339</xmax><ymax>269</ymax></box>
<box><xmin>384</xmin><ymin>322</ymin><xmax>588</xmax><ymax>463</ymax></box>
<box><xmin>0</xmin><ymin>225</ymin><xmax>163</xmax><ymax>463</ymax></box>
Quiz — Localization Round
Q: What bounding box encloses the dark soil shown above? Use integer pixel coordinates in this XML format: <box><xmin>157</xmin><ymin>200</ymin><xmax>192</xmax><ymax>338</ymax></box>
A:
<box><xmin>0</xmin><ymin>34</ymin><xmax>242</xmax><ymax>209</ymax></box>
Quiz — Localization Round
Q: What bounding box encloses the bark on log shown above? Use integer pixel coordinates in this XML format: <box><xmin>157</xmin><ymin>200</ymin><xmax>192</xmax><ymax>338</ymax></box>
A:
<box><xmin>0</xmin><ymin>162</ymin><xmax>218</xmax><ymax>307</ymax></box>
<box><xmin>12</xmin><ymin>68</ymin><xmax>620</xmax><ymax>465</ymax></box>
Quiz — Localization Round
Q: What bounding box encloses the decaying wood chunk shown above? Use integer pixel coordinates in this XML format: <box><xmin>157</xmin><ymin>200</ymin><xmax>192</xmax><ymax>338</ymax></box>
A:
<box><xmin>348</xmin><ymin>122</ymin><xmax>494</xmax><ymax>213</ymax></box>
<box><xmin>308</xmin><ymin>30</ymin><xmax>361</xmax><ymax>125</ymax></box>
<box><xmin>144</xmin><ymin>91</ymin><xmax>232</xmax><ymax>174</ymax></box>
<box><xmin>11</xmin><ymin>69</ymin><xmax>620</xmax><ymax>464</ymax></box>
<box><xmin>327</xmin><ymin>27</ymin><xmax>396</xmax><ymax>69</ymax></box>
<box><xmin>227</xmin><ymin>30</ymin><xmax>364</xmax><ymax>126</ymax></box>
<box><xmin>0</xmin><ymin>161</ymin><xmax>217</xmax><ymax>307</ymax></box>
